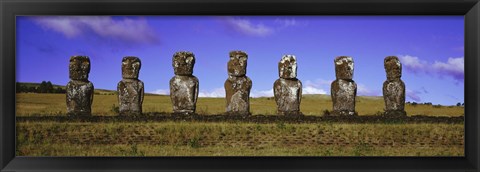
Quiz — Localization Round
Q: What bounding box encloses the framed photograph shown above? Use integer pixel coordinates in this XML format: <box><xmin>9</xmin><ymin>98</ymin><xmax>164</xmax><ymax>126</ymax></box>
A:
<box><xmin>1</xmin><ymin>0</ymin><xmax>479</xmax><ymax>171</ymax></box>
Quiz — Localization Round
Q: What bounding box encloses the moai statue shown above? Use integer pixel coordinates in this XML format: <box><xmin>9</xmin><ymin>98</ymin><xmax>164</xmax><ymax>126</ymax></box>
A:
<box><xmin>66</xmin><ymin>56</ymin><xmax>94</xmax><ymax>116</ymax></box>
<box><xmin>383</xmin><ymin>56</ymin><xmax>407</xmax><ymax>117</ymax></box>
<box><xmin>331</xmin><ymin>56</ymin><xmax>357</xmax><ymax>116</ymax></box>
<box><xmin>273</xmin><ymin>55</ymin><xmax>302</xmax><ymax>116</ymax></box>
<box><xmin>117</xmin><ymin>56</ymin><xmax>144</xmax><ymax>115</ymax></box>
<box><xmin>224</xmin><ymin>51</ymin><xmax>252</xmax><ymax>116</ymax></box>
<box><xmin>170</xmin><ymin>51</ymin><xmax>199</xmax><ymax>115</ymax></box>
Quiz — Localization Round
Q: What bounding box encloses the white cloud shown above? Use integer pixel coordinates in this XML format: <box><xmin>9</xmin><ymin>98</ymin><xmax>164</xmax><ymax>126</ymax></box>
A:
<box><xmin>34</xmin><ymin>17</ymin><xmax>82</xmax><ymax>38</ymax></box>
<box><xmin>303</xmin><ymin>79</ymin><xmax>331</xmax><ymax>94</ymax></box>
<box><xmin>33</xmin><ymin>16</ymin><xmax>158</xmax><ymax>44</ymax></box>
<box><xmin>398</xmin><ymin>55</ymin><xmax>464</xmax><ymax>81</ymax></box>
<box><xmin>304</xmin><ymin>79</ymin><xmax>331</xmax><ymax>87</ymax></box>
<box><xmin>251</xmin><ymin>89</ymin><xmax>274</xmax><ymax>97</ymax></box>
<box><xmin>432</xmin><ymin>57</ymin><xmax>464</xmax><ymax>81</ymax></box>
<box><xmin>221</xmin><ymin>17</ymin><xmax>303</xmax><ymax>37</ymax></box>
<box><xmin>198</xmin><ymin>88</ymin><xmax>225</xmax><ymax>97</ymax></box>
<box><xmin>357</xmin><ymin>84</ymin><xmax>380</xmax><ymax>96</ymax></box>
<box><xmin>223</xmin><ymin>17</ymin><xmax>274</xmax><ymax>37</ymax></box>
<box><xmin>150</xmin><ymin>89</ymin><xmax>169</xmax><ymax>95</ymax></box>
<box><xmin>302</xmin><ymin>86</ymin><xmax>327</xmax><ymax>94</ymax></box>
<box><xmin>398</xmin><ymin>55</ymin><xmax>427</xmax><ymax>72</ymax></box>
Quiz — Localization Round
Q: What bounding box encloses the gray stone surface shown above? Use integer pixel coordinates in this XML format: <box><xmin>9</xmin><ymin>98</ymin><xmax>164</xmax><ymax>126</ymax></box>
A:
<box><xmin>383</xmin><ymin>56</ymin><xmax>406</xmax><ymax>117</ymax></box>
<box><xmin>331</xmin><ymin>56</ymin><xmax>357</xmax><ymax>116</ymax></box>
<box><xmin>170</xmin><ymin>51</ymin><xmax>199</xmax><ymax>114</ymax></box>
<box><xmin>118</xmin><ymin>56</ymin><xmax>144</xmax><ymax>115</ymax></box>
<box><xmin>225</xmin><ymin>51</ymin><xmax>251</xmax><ymax>116</ymax></box>
<box><xmin>274</xmin><ymin>55</ymin><xmax>302</xmax><ymax>116</ymax></box>
<box><xmin>227</xmin><ymin>51</ymin><xmax>248</xmax><ymax>77</ymax></box>
<box><xmin>66</xmin><ymin>56</ymin><xmax>94</xmax><ymax>116</ymax></box>
<box><xmin>334</xmin><ymin>56</ymin><xmax>354</xmax><ymax>80</ymax></box>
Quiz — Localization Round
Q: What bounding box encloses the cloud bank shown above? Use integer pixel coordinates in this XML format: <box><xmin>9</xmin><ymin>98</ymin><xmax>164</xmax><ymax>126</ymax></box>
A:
<box><xmin>398</xmin><ymin>55</ymin><xmax>464</xmax><ymax>82</ymax></box>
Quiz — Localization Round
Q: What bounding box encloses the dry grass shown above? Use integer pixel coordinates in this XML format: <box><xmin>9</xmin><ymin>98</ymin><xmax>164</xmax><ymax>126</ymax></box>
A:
<box><xmin>17</xmin><ymin>121</ymin><xmax>464</xmax><ymax>156</ymax></box>
<box><xmin>16</xmin><ymin>93</ymin><xmax>464</xmax><ymax>156</ymax></box>
<box><xmin>16</xmin><ymin>93</ymin><xmax>464</xmax><ymax>117</ymax></box>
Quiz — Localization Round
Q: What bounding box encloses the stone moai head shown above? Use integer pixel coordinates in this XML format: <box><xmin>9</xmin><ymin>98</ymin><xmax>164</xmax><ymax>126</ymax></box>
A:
<box><xmin>121</xmin><ymin>56</ymin><xmax>141</xmax><ymax>79</ymax></box>
<box><xmin>69</xmin><ymin>56</ymin><xmax>90</xmax><ymax>81</ymax></box>
<box><xmin>384</xmin><ymin>56</ymin><xmax>402</xmax><ymax>81</ymax></box>
<box><xmin>278</xmin><ymin>55</ymin><xmax>297</xmax><ymax>79</ymax></box>
<box><xmin>334</xmin><ymin>56</ymin><xmax>354</xmax><ymax>80</ymax></box>
<box><xmin>173</xmin><ymin>51</ymin><xmax>195</xmax><ymax>76</ymax></box>
<box><xmin>228</xmin><ymin>51</ymin><xmax>248</xmax><ymax>76</ymax></box>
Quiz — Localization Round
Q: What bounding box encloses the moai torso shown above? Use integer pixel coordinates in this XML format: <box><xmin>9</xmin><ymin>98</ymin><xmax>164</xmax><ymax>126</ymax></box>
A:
<box><xmin>383</xmin><ymin>56</ymin><xmax>406</xmax><ymax>117</ymax></box>
<box><xmin>331</xmin><ymin>56</ymin><xmax>357</xmax><ymax>116</ymax></box>
<box><xmin>383</xmin><ymin>80</ymin><xmax>405</xmax><ymax>110</ymax></box>
<box><xmin>225</xmin><ymin>76</ymin><xmax>252</xmax><ymax>114</ymax></box>
<box><xmin>66</xmin><ymin>56</ymin><xmax>94</xmax><ymax>116</ymax></box>
<box><xmin>331</xmin><ymin>79</ymin><xmax>357</xmax><ymax>113</ymax></box>
<box><xmin>170</xmin><ymin>51</ymin><xmax>199</xmax><ymax>114</ymax></box>
<box><xmin>117</xmin><ymin>56</ymin><xmax>144</xmax><ymax>115</ymax></box>
<box><xmin>118</xmin><ymin>79</ymin><xmax>144</xmax><ymax>115</ymax></box>
<box><xmin>273</xmin><ymin>55</ymin><xmax>302</xmax><ymax>116</ymax></box>
<box><xmin>170</xmin><ymin>75</ymin><xmax>199</xmax><ymax>113</ymax></box>
<box><xmin>225</xmin><ymin>51</ymin><xmax>252</xmax><ymax>116</ymax></box>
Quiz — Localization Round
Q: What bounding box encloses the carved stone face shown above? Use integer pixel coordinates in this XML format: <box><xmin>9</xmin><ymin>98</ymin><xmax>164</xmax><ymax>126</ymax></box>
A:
<box><xmin>384</xmin><ymin>56</ymin><xmax>402</xmax><ymax>81</ymax></box>
<box><xmin>228</xmin><ymin>51</ymin><xmax>248</xmax><ymax>76</ymax></box>
<box><xmin>334</xmin><ymin>56</ymin><xmax>354</xmax><ymax>80</ymax></box>
<box><xmin>279</xmin><ymin>55</ymin><xmax>297</xmax><ymax>79</ymax></box>
<box><xmin>122</xmin><ymin>56</ymin><xmax>141</xmax><ymax>79</ymax></box>
<box><xmin>69</xmin><ymin>56</ymin><xmax>90</xmax><ymax>80</ymax></box>
<box><xmin>173</xmin><ymin>51</ymin><xmax>195</xmax><ymax>76</ymax></box>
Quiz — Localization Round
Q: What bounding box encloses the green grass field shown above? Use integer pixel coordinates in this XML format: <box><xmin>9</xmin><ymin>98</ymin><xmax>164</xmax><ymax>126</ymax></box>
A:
<box><xmin>16</xmin><ymin>93</ymin><xmax>464</xmax><ymax>156</ymax></box>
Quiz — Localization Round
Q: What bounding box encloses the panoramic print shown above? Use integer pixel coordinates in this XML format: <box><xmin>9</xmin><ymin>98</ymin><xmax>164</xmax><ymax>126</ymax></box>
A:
<box><xmin>16</xmin><ymin>16</ymin><xmax>464</xmax><ymax>156</ymax></box>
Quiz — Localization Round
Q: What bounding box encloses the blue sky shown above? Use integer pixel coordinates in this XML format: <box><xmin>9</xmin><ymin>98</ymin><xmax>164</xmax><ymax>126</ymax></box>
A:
<box><xmin>16</xmin><ymin>16</ymin><xmax>464</xmax><ymax>105</ymax></box>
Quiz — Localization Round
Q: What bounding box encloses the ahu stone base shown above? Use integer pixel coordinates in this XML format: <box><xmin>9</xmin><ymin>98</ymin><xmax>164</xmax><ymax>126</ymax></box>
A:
<box><xmin>329</xmin><ymin>110</ymin><xmax>357</xmax><ymax>116</ymax></box>
<box><xmin>384</xmin><ymin>110</ymin><xmax>407</xmax><ymax>118</ymax></box>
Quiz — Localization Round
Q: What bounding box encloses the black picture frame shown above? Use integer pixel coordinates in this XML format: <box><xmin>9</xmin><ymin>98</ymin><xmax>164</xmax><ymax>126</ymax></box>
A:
<box><xmin>1</xmin><ymin>0</ymin><xmax>479</xmax><ymax>171</ymax></box>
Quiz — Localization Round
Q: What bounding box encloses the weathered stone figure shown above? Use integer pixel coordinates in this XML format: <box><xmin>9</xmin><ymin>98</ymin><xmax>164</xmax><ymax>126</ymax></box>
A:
<box><xmin>383</xmin><ymin>56</ymin><xmax>407</xmax><ymax>117</ymax></box>
<box><xmin>331</xmin><ymin>56</ymin><xmax>357</xmax><ymax>116</ymax></box>
<box><xmin>225</xmin><ymin>51</ymin><xmax>252</xmax><ymax>116</ymax></box>
<box><xmin>117</xmin><ymin>56</ymin><xmax>144</xmax><ymax>115</ymax></box>
<box><xmin>66</xmin><ymin>55</ymin><xmax>94</xmax><ymax>116</ymax></box>
<box><xmin>170</xmin><ymin>51</ymin><xmax>199</xmax><ymax>115</ymax></box>
<box><xmin>274</xmin><ymin>55</ymin><xmax>302</xmax><ymax>116</ymax></box>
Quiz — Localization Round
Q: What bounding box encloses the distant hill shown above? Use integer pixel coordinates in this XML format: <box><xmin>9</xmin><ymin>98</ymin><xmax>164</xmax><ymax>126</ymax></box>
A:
<box><xmin>16</xmin><ymin>82</ymin><xmax>162</xmax><ymax>96</ymax></box>
<box><xmin>302</xmin><ymin>94</ymin><xmax>331</xmax><ymax>99</ymax></box>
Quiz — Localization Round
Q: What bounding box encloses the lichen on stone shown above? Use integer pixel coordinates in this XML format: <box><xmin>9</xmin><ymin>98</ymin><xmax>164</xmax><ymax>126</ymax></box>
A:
<box><xmin>118</xmin><ymin>56</ymin><xmax>144</xmax><ymax>116</ymax></box>
<box><xmin>383</xmin><ymin>56</ymin><xmax>406</xmax><ymax>117</ymax></box>
<box><xmin>331</xmin><ymin>56</ymin><xmax>357</xmax><ymax>116</ymax></box>
<box><xmin>170</xmin><ymin>51</ymin><xmax>199</xmax><ymax>115</ymax></box>
<box><xmin>274</xmin><ymin>55</ymin><xmax>302</xmax><ymax>116</ymax></box>
<box><xmin>225</xmin><ymin>51</ymin><xmax>251</xmax><ymax>116</ymax></box>
<box><xmin>66</xmin><ymin>56</ymin><xmax>94</xmax><ymax>116</ymax></box>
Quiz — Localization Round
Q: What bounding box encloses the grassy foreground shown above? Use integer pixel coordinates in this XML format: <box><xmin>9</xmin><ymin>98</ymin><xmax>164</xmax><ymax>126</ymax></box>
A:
<box><xmin>16</xmin><ymin>93</ymin><xmax>464</xmax><ymax>156</ymax></box>
<box><xmin>17</xmin><ymin>122</ymin><xmax>463</xmax><ymax>156</ymax></box>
